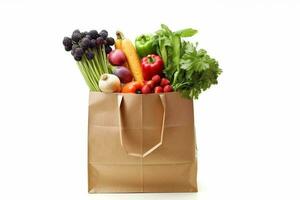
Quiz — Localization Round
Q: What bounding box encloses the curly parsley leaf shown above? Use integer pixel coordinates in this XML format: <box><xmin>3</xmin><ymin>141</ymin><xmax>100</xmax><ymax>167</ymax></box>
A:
<box><xmin>173</xmin><ymin>41</ymin><xmax>222</xmax><ymax>99</ymax></box>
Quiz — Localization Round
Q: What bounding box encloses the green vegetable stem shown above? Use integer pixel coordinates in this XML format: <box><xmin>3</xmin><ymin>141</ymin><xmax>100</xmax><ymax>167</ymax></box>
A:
<box><xmin>76</xmin><ymin>46</ymin><xmax>112</xmax><ymax>91</ymax></box>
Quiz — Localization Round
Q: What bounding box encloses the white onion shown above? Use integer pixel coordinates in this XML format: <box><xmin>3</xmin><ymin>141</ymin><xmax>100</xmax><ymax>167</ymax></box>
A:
<box><xmin>99</xmin><ymin>74</ymin><xmax>121</xmax><ymax>93</ymax></box>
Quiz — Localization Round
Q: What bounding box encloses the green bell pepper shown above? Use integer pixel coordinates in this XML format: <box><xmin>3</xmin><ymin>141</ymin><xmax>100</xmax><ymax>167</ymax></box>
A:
<box><xmin>135</xmin><ymin>34</ymin><xmax>156</xmax><ymax>58</ymax></box>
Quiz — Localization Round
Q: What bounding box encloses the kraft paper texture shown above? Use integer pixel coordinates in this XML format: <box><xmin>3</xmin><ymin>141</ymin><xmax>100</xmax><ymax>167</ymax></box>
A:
<box><xmin>88</xmin><ymin>92</ymin><xmax>197</xmax><ymax>193</ymax></box>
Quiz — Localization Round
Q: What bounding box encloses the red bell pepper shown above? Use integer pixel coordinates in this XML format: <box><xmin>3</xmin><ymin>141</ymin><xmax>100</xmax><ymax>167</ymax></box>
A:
<box><xmin>141</xmin><ymin>54</ymin><xmax>164</xmax><ymax>80</ymax></box>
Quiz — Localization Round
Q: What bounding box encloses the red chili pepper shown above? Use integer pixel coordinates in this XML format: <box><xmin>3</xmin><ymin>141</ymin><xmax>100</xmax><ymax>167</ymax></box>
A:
<box><xmin>141</xmin><ymin>54</ymin><xmax>164</xmax><ymax>80</ymax></box>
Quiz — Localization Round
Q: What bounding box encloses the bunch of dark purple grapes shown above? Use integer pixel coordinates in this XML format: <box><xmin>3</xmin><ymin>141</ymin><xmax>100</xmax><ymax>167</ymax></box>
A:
<box><xmin>62</xmin><ymin>29</ymin><xmax>115</xmax><ymax>61</ymax></box>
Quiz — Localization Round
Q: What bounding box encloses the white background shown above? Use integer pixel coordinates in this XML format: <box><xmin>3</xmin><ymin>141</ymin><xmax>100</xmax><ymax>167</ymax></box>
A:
<box><xmin>0</xmin><ymin>0</ymin><xmax>299</xmax><ymax>199</ymax></box>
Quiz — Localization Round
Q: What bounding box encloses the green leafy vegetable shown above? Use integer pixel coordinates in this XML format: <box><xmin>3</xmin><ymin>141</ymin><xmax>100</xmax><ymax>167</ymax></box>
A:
<box><xmin>154</xmin><ymin>24</ymin><xmax>222</xmax><ymax>99</ymax></box>
<box><xmin>175</xmin><ymin>41</ymin><xmax>222</xmax><ymax>99</ymax></box>
<box><xmin>175</xmin><ymin>28</ymin><xmax>198</xmax><ymax>37</ymax></box>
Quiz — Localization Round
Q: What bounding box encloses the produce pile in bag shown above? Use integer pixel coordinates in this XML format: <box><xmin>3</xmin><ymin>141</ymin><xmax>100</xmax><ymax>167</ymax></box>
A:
<box><xmin>62</xmin><ymin>24</ymin><xmax>222</xmax><ymax>99</ymax></box>
<box><xmin>62</xmin><ymin>25</ymin><xmax>222</xmax><ymax>193</ymax></box>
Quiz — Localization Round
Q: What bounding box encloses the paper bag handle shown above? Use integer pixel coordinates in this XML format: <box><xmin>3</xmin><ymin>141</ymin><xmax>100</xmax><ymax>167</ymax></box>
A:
<box><xmin>117</xmin><ymin>94</ymin><xmax>166</xmax><ymax>158</ymax></box>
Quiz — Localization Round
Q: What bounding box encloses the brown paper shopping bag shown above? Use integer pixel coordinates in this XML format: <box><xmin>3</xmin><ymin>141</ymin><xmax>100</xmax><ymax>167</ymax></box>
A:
<box><xmin>88</xmin><ymin>92</ymin><xmax>197</xmax><ymax>193</ymax></box>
